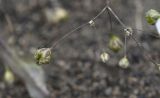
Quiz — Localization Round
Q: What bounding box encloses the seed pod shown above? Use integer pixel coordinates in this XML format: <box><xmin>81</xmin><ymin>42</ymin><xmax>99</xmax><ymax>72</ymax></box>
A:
<box><xmin>124</xmin><ymin>27</ymin><xmax>133</xmax><ymax>36</ymax></box>
<box><xmin>4</xmin><ymin>68</ymin><xmax>15</xmax><ymax>85</ymax></box>
<box><xmin>45</xmin><ymin>7</ymin><xmax>69</xmax><ymax>24</ymax></box>
<box><xmin>109</xmin><ymin>35</ymin><xmax>123</xmax><ymax>53</ymax></box>
<box><xmin>88</xmin><ymin>20</ymin><xmax>95</xmax><ymax>27</ymax></box>
<box><xmin>34</xmin><ymin>48</ymin><xmax>52</xmax><ymax>64</ymax></box>
<box><xmin>100</xmin><ymin>52</ymin><xmax>110</xmax><ymax>63</ymax></box>
<box><xmin>145</xmin><ymin>9</ymin><xmax>160</xmax><ymax>25</ymax></box>
<box><xmin>118</xmin><ymin>56</ymin><xmax>130</xmax><ymax>69</ymax></box>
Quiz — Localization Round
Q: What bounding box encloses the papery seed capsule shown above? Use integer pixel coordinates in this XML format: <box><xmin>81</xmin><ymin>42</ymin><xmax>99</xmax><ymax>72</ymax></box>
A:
<box><xmin>34</xmin><ymin>48</ymin><xmax>52</xmax><ymax>64</ymax></box>
<box><xmin>100</xmin><ymin>52</ymin><xmax>110</xmax><ymax>63</ymax></box>
<box><xmin>145</xmin><ymin>9</ymin><xmax>160</xmax><ymax>25</ymax></box>
<box><xmin>88</xmin><ymin>20</ymin><xmax>95</xmax><ymax>27</ymax></box>
<box><xmin>4</xmin><ymin>68</ymin><xmax>15</xmax><ymax>85</ymax></box>
<box><xmin>124</xmin><ymin>27</ymin><xmax>133</xmax><ymax>36</ymax></box>
<box><xmin>109</xmin><ymin>35</ymin><xmax>123</xmax><ymax>53</ymax></box>
<box><xmin>45</xmin><ymin>7</ymin><xmax>69</xmax><ymax>24</ymax></box>
<box><xmin>119</xmin><ymin>56</ymin><xmax>130</xmax><ymax>69</ymax></box>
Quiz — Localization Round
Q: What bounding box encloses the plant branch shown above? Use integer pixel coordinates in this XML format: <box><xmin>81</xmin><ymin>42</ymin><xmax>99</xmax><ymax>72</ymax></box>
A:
<box><xmin>50</xmin><ymin>4</ymin><xmax>108</xmax><ymax>50</ymax></box>
<box><xmin>107</xmin><ymin>5</ymin><xmax>158</xmax><ymax>67</ymax></box>
<box><xmin>107</xmin><ymin>6</ymin><xmax>126</xmax><ymax>28</ymax></box>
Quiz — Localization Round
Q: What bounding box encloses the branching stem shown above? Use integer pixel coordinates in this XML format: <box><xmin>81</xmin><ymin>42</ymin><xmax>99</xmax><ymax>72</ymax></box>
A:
<box><xmin>50</xmin><ymin>4</ymin><xmax>108</xmax><ymax>49</ymax></box>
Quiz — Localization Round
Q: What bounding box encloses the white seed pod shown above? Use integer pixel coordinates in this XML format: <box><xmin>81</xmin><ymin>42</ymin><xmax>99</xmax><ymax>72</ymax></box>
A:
<box><xmin>45</xmin><ymin>7</ymin><xmax>69</xmax><ymax>24</ymax></box>
<box><xmin>88</xmin><ymin>20</ymin><xmax>95</xmax><ymax>27</ymax></box>
<box><xmin>34</xmin><ymin>48</ymin><xmax>52</xmax><ymax>64</ymax></box>
<box><xmin>119</xmin><ymin>56</ymin><xmax>130</xmax><ymax>69</ymax></box>
<box><xmin>124</xmin><ymin>27</ymin><xmax>133</xmax><ymax>36</ymax></box>
<box><xmin>4</xmin><ymin>68</ymin><xmax>15</xmax><ymax>85</ymax></box>
<box><xmin>100</xmin><ymin>52</ymin><xmax>110</xmax><ymax>63</ymax></box>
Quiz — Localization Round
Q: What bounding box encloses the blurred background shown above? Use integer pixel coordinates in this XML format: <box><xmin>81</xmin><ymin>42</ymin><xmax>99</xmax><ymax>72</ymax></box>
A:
<box><xmin>0</xmin><ymin>0</ymin><xmax>160</xmax><ymax>98</ymax></box>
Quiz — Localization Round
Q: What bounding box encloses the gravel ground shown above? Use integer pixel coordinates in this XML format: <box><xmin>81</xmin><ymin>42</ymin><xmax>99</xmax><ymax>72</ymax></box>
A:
<box><xmin>0</xmin><ymin>0</ymin><xmax>160</xmax><ymax>98</ymax></box>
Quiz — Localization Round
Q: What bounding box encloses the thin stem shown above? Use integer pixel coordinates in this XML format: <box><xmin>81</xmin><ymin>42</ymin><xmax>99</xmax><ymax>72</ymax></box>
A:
<box><xmin>124</xmin><ymin>34</ymin><xmax>127</xmax><ymax>57</ymax></box>
<box><xmin>92</xmin><ymin>5</ymin><xmax>108</xmax><ymax>20</ymax></box>
<box><xmin>50</xmin><ymin>23</ymin><xmax>88</xmax><ymax>49</ymax></box>
<box><xmin>50</xmin><ymin>4</ymin><xmax>108</xmax><ymax>50</ymax></box>
<box><xmin>132</xmin><ymin>28</ymin><xmax>160</xmax><ymax>38</ymax></box>
<box><xmin>107</xmin><ymin>9</ymin><xmax>113</xmax><ymax>32</ymax></box>
<box><xmin>107</xmin><ymin>6</ymin><xmax>126</xmax><ymax>28</ymax></box>
<box><xmin>131</xmin><ymin>35</ymin><xmax>158</xmax><ymax>66</ymax></box>
<box><xmin>107</xmin><ymin>6</ymin><xmax>158</xmax><ymax>67</ymax></box>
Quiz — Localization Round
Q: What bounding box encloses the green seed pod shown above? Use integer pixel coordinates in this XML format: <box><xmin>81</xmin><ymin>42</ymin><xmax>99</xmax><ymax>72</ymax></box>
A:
<box><xmin>4</xmin><ymin>68</ymin><xmax>15</xmax><ymax>85</ymax></box>
<box><xmin>34</xmin><ymin>48</ymin><xmax>52</xmax><ymax>64</ymax></box>
<box><xmin>118</xmin><ymin>56</ymin><xmax>130</xmax><ymax>69</ymax></box>
<box><xmin>145</xmin><ymin>9</ymin><xmax>160</xmax><ymax>25</ymax></box>
<box><xmin>100</xmin><ymin>52</ymin><xmax>110</xmax><ymax>63</ymax></box>
<box><xmin>108</xmin><ymin>35</ymin><xmax>123</xmax><ymax>53</ymax></box>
